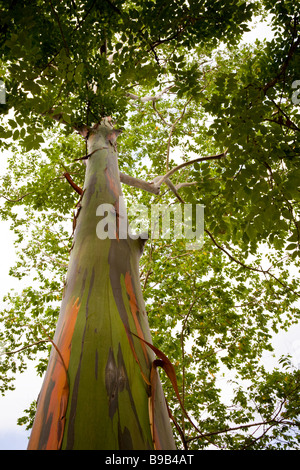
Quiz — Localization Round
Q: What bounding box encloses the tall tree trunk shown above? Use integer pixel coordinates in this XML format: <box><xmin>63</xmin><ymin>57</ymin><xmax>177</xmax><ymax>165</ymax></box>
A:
<box><xmin>27</xmin><ymin>118</ymin><xmax>176</xmax><ymax>450</ymax></box>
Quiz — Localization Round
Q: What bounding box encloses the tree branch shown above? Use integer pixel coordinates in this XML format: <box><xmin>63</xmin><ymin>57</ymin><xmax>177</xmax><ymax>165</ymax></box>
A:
<box><xmin>164</xmin><ymin>178</ymin><xmax>185</xmax><ymax>203</ymax></box>
<box><xmin>166</xmin><ymin>97</ymin><xmax>192</xmax><ymax>171</ymax></box>
<box><xmin>119</xmin><ymin>172</ymin><xmax>186</xmax><ymax>202</ymax></box>
<box><xmin>180</xmin><ymin>296</ymin><xmax>199</xmax><ymax>435</ymax></box>
<box><xmin>205</xmin><ymin>229</ymin><xmax>300</xmax><ymax>297</ymax></box>
<box><xmin>152</xmin><ymin>101</ymin><xmax>172</xmax><ymax>127</ymax></box>
<box><xmin>154</xmin><ymin>150</ymin><xmax>228</xmax><ymax>187</ymax></box>
<box><xmin>48</xmin><ymin>0</ymin><xmax>70</xmax><ymax>55</ymax></box>
<box><xmin>263</xmin><ymin>34</ymin><xmax>300</xmax><ymax>94</ymax></box>
<box><xmin>0</xmin><ymin>190</ymin><xmax>36</xmax><ymax>203</ymax></box>
<box><xmin>0</xmin><ymin>176</ymin><xmax>63</xmax><ymax>203</ymax></box>
<box><xmin>267</xmin><ymin>99</ymin><xmax>300</xmax><ymax>132</ymax></box>
<box><xmin>119</xmin><ymin>147</ymin><xmax>226</xmax><ymax>203</ymax></box>
<box><xmin>175</xmin><ymin>181</ymin><xmax>198</xmax><ymax>189</ymax></box>
<box><xmin>119</xmin><ymin>173</ymin><xmax>160</xmax><ymax>194</ymax></box>
<box><xmin>149</xmin><ymin>25</ymin><xmax>186</xmax><ymax>50</ymax></box>
<box><xmin>126</xmin><ymin>85</ymin><xmax>175</xmax><ymax>103</ymax></box>
<box><xmin>186</xmin><ymin>418</ymin><xmax>282</xmax><ymax>443</ymax></box>
<box><xmin>38</xmin><ymin>323</ymin><xmax>69</xmax><ymax>378</ymax></box>
<box><xmin>1</xmin><ymin>339</ymin><xmax>49</xmax><ymax>356</ymax></box>
<box><xmin>63</xmin><ymin>172</ymin><xmax>83</xmax><ymax>195</ymax></box>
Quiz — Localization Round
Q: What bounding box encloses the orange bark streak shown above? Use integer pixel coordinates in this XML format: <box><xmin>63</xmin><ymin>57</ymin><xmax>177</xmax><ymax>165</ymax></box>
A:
<box><xmin>105</xmin><ymin>166</ymin><xmax>119</xmax><ymax>199</ymax></box>
<box><xmin>28</xmin><ymin>298</ymin><xmax>80</xmax><ymax>450</ymax></box>
<box><xmin>124</xmin><ymin>272</ymin><xmax>149</xmax><ymax>366</ymax></box>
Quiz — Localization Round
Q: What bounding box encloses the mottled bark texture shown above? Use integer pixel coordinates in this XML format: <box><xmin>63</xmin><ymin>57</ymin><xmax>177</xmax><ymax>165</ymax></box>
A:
<box><xmin>28</xmin><ymin>118</ymin><xmax>176</xmax><ymax>450</ymax></box>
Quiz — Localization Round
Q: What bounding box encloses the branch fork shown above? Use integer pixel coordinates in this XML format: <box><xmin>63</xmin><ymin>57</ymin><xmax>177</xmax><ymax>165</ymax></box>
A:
<box><xmin>119</xmin><ymin>149</ymin><xmax>228</xmax><ymax>203</ymax></box>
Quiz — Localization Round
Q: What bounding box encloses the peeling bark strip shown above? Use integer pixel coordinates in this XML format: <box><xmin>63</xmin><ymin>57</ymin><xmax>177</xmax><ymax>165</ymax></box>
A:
<box><xmin>124</xmin><ymin>272</ymin><xmax>149</xmax><ymax>366</ymax></box>
<box><xmin>28</xmin><ymin>118</ymin><xmax>176</xmax><ymax>450</ymax></box>
<box><xmin>63</xmin><ymin>173</ymin><xmax>83</xmax><ymax>195</ymax></box>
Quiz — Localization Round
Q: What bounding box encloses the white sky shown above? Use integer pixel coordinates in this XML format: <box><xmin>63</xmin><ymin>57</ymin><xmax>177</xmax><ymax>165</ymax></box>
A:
<box><xmin>0</xmin><ymin>151</ymin><xmax>44</xmax><ymax>449</ymax></box>
<box><xmin>0</xmin><ymin>15</ymin><xmax>299</xmax><ymax>450</ymax></box>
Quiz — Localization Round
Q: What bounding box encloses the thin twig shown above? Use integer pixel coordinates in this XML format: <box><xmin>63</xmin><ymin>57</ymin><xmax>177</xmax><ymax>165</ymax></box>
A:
<box><xmin>0</xmin><ymin>176</ymin><xmax>63</xmax><ymax>203</ymax></box>
<box><xmin>33</xmin><ymin>239</ymin><xmax>68</xmax><ymax>269</ymax></box>
<box><xmin>166</xmin><ymin>97</ymin><xmax>192</xmax><ymax>172</ymax></box>
<box><xmin>205</xmin><ymin>229</ymin><xmax>300</xmax><ymax>297</ymax></box>
<box><xmin>1</xmin><ymin>340</ymin><xmax>49</xmax><ymax>356</ymax></box>
<box><xmin>152</xmin><ymin>101</ymin><xmax>172</xmax><ymax>127</ymax></box>
<box><xmin>186</xmin><ymin>418</ymin><xmax>281</xmax><ymax>443</ymax></box>
<box><xmin>180</xmin><ymin>296</ymin><xmax>199</xmax><ymax>434</ymax></box>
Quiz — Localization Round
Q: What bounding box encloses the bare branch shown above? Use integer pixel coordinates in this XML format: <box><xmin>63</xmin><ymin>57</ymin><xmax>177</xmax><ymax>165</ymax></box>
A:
<box><xmin>38</xmin><ymin>323</ymin><xmax>69</xmax><ymax>378</ymax></box>
<box><xmin>119</xmin><ymin>172</ymin><xmax>185</xmax><ymax>202</ymax></box>
<box><xmin>164</xmin><ymin>178</ymin><xmax>185</xmax><ymax>203</ymax></box>
<box><xmin>175</xmin><ymin>181</ymin><xmax>198</xmax><ymax>189</ymax></box>
<box><xmin>119</xmin><ymin>149</ymin><xmax>225</xmax><ymax>204</ymax></box>
<box><xmin>186</xmin><ymin>419</ymin><xmax>281</xmax><ymax>443</ymax></box>
<box><xmin>0</xmin><ymin>190</ymin><xmax>36</xmax><ymax>203</ymax></box>
<box><xmin>126</xmin><ymin>85</ymin><xmax>175</xmax><ymax>103</ymax></box>
<box><xmin>119</xmin><ymin>173</ymin><xmax>160</xmax><ymax>194</ymax></box>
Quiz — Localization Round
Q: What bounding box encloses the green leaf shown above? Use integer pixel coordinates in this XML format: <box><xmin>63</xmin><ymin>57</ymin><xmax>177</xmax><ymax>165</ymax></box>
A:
<box><xmin>13</xmin><ymin>129</ymin><xmax>19</xmax><ymax>140</ymax></box>
<box><xmin>74</xmin><ymin>63</ymin><xmax>85</xmax><ymax>85</ymax></box>
<box><xmin>8</xmin><ymin>119</ymin><xmax>18</xmax><ymax>129</ymax></box>
<box><xmin>286</xmin><ymin>243</ymin><xmax>298</xmax><ymax>251</ymax></box>
<box><xmin>23</xmin><ymin>80</ymin><xmax>41</xmax><ymax>95</ymax></box>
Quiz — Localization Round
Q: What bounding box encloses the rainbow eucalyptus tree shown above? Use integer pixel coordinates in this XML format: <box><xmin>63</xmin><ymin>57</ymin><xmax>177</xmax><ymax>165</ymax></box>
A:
<box><xmin>26</xmin><ymin>117</ymin><xmax>177</xmax><ymax>450</ymax></box>
<box><xmin>1</xmin><ymin>0</ymin><xmax>300</xmax><ymax>451</ymax></box>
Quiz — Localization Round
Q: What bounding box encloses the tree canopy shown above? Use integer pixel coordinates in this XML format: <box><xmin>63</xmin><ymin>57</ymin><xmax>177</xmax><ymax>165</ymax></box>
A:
<box><xmin>0</xmin><ymin>0</ymin><xmax>300</xmax><ymax>450</ymax></box>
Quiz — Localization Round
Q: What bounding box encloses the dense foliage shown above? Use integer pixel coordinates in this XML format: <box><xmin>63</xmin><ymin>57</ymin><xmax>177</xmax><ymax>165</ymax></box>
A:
<box><xmin>0</xmin><ymin>0</ymin><xmax>300</xmax><ymax>449</ymax></box>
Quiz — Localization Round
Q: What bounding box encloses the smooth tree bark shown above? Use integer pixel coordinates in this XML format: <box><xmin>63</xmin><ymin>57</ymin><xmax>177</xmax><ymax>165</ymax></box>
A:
<box><xmin>27</xmin><ymin>118</ymin><xmax>176</xmax><ymax>450</ymax></box>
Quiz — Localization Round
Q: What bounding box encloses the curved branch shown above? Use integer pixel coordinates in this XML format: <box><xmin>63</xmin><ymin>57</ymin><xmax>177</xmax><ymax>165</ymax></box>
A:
<box><xmin>165</xmin><ymin>178</ymin><xmax>185</xmax><ymax>203</ymax></box>
<box><xmin>119</xmin><ymin>172</ymin><xmax>160</xmax><ymax>194</ymax></box>
<box><xmin>152</xmin><ymin>101</ymin><xmax>172</xmax><ymax>127</ymax></box>
<box><xmin>126</xmin><ymin>85</ymin><xmax>175</xmax><ymax>103</ymax></box>
<box><xmin>63</xmin><ymin>172</ymin><xmax>83</xmax><ymax>195</ymax></box>
<box><xmin>154</xmin><ymin>149</ymin><xmax>228</xmax><ymax>187</ymax></box>
<box><xmin>1</xmin><ymin>339</ymin><xmax>49</xmax><ymax>356</ymax></box>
